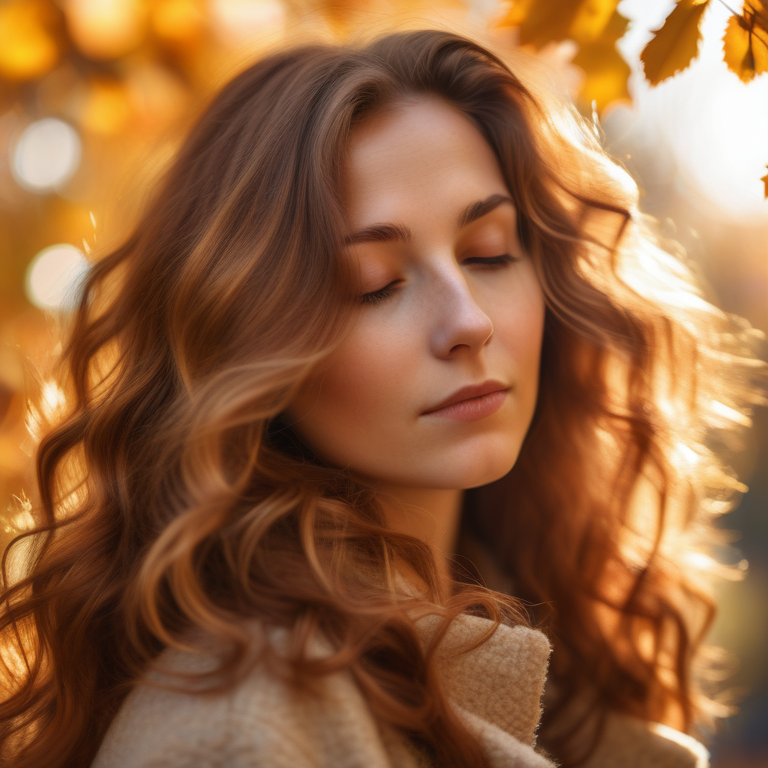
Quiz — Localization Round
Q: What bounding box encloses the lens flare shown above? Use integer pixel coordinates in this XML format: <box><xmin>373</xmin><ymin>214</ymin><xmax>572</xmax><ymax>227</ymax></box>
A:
<box><xmin>25</xmin><ymin>244</ymin><xmax>90</xmax><ymax>311</ymax></box>
<box><xmin>12</xmin><ymin>118</ymin><xmax>82</xmax><ymax>193</ymax></box>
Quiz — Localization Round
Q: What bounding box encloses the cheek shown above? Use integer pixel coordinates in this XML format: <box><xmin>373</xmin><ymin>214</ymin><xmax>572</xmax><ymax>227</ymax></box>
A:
<box><xmin>493</xmin><ymin>276</ymin><xmax>546</xmax><ymax>376</ymax></box>
<box><xmin>319</xmin><ymin>344</ymin><xmax>389</xmax><ymax>423</ymax></box>
<box><xmin>286</xmin><ymin>321</ymin><xmax>416</xmax><ymax>462</ymax></box>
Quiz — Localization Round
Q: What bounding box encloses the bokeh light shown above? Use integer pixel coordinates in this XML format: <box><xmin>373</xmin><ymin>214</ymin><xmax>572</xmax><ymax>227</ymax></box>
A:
<box><xmin>151</xmin><ymin>0</ymin><xmax>206</xmax><ymax>45</ymax></box>
<box><xmin>24</xmin><ymin>243</ymin><xmax>90</xmax><ymax>311</ymax></box>
<box><xmin>0</xmin><ymin>1</ymin><xmax>59</xmax><ymax>82</ymax></box>
<box><xmin>11</xmin><ymin>118</ymin><xmax>82</xmax><ymax>193</ymax></box>
<box><xmin>64</xmin><ymin>0</ymin><xmax>147</xmax><ymax>60</ymax></box>
<box><xmin>210</xmin><ymin>0</ymin><xmax>286</xmax><ymax>42</ymax></box>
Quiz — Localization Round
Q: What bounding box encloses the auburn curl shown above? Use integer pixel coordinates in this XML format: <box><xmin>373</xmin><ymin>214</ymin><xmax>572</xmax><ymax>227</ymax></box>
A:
<box><xmin>0</xmin><ymin>27</ymin><xmax>764</xmax><ymax>768</ymax></box>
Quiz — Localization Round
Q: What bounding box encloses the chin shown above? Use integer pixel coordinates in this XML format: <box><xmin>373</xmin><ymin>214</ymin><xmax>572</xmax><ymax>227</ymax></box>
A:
<box><xmin>427</xmin><ymin>441</ymin><xmax>522</xmax><ymax>491</ymax></box>
<box><xmin>461</xmin><ymin>458</ymin><xmax>518</xmax><ymax>490</ymax></box>
<box><xmin>463</xmin><ymin>433</ymin><xmax>524</xmax><ymax>486</ymax></box>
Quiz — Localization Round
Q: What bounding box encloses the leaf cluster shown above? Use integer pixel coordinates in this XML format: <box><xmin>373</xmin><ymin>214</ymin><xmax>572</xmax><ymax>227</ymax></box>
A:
<box><xmin>494</xmin><ymin>0</ymin><xmax>768</xmax><ymax>196</ymax></box>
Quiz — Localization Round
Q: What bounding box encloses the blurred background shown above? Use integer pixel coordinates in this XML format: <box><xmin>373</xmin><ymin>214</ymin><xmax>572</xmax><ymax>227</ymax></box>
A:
<box><xmin>0</xmin><ymin>0</ymin><xmax>766</xmax><ymax>764</ymax></box>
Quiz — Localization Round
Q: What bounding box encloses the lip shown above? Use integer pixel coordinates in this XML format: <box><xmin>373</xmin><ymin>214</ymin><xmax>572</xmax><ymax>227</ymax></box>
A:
<box><xmin>422</xmin><ymin>380</ymin><xmax>509</xmax><ymax>421</ymax></box>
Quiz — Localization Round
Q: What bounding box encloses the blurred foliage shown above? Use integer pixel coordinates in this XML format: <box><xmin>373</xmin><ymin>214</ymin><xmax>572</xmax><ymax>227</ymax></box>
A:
<box><xmin>492</xmin><ymin>0</ymin><xmax>768</xmax><ymax>193</ymax></box>
<box><xmin>0</xmin><ymin>0</ymin><xmax>765</xmax><ymax>188</ymax></box>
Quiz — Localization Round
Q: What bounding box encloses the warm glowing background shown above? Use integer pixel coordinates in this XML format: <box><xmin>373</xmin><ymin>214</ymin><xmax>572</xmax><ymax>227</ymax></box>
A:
<box><xmin>0</xmin><ymin>1</ymin><xmax>766</xmax><ymax>765</ymax></box>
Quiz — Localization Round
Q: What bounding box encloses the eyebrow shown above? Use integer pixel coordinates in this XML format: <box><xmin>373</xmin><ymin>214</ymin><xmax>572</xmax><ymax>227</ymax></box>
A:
<box><xmin>344</xmin><ymin>193</ymin><xmax>515</xmax><ymax>246</ymax></box>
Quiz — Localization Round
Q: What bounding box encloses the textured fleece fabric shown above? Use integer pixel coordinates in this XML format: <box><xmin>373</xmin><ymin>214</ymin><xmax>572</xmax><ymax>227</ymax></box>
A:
<box><xmin>91</xmin><ymin>613</ymin><xmax>710</xmax><ymax>768</ymax></box>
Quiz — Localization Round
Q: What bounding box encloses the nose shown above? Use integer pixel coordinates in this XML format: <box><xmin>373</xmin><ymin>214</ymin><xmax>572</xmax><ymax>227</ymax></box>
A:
<box><xmin>429</xmin><ymin>268</ymin><xmax>494</xmax><ymax>359</ymax></box>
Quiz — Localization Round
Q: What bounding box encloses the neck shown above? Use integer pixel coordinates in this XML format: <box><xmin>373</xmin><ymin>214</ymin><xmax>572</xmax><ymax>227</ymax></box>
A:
<box><xmin>373</xmin><ymin>486</ymin><xmax>463</xmax><ymax>597</ymax></box>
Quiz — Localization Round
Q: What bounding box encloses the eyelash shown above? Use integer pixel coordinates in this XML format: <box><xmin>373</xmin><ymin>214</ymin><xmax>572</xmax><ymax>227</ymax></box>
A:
<box><xmin>360</xmin><ymin>253</ymin><xmax>519</xmax><ymax>305</ymax></box>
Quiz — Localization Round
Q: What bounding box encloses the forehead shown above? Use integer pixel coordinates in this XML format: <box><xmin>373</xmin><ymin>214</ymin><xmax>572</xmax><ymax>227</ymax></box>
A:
<box><xmin>343</xmin><ymin>95</ymin><xmax>509</xmax><ymax>229</ymax></box>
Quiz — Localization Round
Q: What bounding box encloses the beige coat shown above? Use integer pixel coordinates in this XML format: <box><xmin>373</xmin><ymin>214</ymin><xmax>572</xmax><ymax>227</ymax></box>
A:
<box><xmin>92</xmin><ymin>612</ymin><xmax>710</xmax><ymax>768</ymax></box>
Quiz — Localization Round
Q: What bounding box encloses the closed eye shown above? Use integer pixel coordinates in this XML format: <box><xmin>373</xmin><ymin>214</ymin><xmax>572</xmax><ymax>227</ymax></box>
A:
<box><xmin>360</xmin><ymin>280</ymin><xmax>401</xmax><ymax>305</ymax></box>
<box><xmin>359</xmin><ymin>254</ymin><xmax>520</xmax><ymax>305</ymax></box>
<box><xmin>463</xmin><ymin>253</ymin><xmax>519</xmax><ymax>268</ymax></box>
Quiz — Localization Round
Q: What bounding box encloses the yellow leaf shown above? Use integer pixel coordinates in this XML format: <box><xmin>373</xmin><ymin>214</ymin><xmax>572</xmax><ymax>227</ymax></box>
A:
<box><xmin>493</xmin><ymin>0</ymin><xmax>630</xmax><ymax>110</ymax></box>
<box><xmin>573</xmin><ymin>8</ymin><xmax>631</xmax><ymax>111</ymax></box>
<box><xmin>723</xmin><ymin>11</ymin><xmax>768</xmax><ymax>83</ymax></box>
<box><xmin>640</xmin><ymin>0</ymin><xmax>711</xmax><ymax>85</ymax></box>
<box><xmin>575</xmin><ymin>47</ymin><xmax>632</xmax><ymax>110</ymax></box>
<box><xmin>570</xmin><ymin>0</ymin><xmax>619</xmax><ymax>44</ymax></box>
<box><xmin>494</xmin><ymin>0</ymin><xmax>621</xmax><ymax>48</ymax></box>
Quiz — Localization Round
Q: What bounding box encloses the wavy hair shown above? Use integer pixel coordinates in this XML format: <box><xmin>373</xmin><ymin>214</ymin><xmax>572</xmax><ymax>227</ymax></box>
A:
<box><xmin>0</xmin><ymin>27</ymin><xmax>764</xmax><ymax>768</ymax></box>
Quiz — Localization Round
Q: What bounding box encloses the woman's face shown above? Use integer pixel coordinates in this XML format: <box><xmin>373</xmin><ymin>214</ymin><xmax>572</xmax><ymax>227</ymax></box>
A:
<box><xmin>285</xmin><ymin>95</ymin><xmax>546</xmax><ymax>493</ymax></box>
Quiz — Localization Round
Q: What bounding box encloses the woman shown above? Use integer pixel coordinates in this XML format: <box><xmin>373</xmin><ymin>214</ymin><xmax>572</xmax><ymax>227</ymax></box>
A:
<box><xmin>0</xmin><ymin>27</ymin><xmax>762</xmax><ymax>768</ymax></box>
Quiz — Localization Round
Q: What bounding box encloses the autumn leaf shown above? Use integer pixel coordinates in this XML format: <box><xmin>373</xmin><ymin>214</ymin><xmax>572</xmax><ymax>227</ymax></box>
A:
<box><xmin>570</xmin><ymin>0</ymin><xmax>622</xmax><ymax>44</ymax></box>
<box><xmin>762</xmin><ymin>167</ymin><xmax>768</xmax><ymax>198</ymax></box>
<box><xmin>640</xmin><ymin>0</ymin><xmax>710</xmax><ymax>85</ymax></box>
<box><xmin>493</xmin><ymin>0</ymin><xmax>631</xmax><ymax>111</ymax></box>
<box><xmin>722</xmin><ymin>8</ymin><xmax>768</xmax><ymax>83</ymax></box>
<box><xmin>572</xmin><ymin>8</ymin><xmax>632</xmax><ymax>110</ymax></box>
<box><xmin>494</xmin><ymin>0</ymin><xmax>622</xmax><ymax>48</ymax></box>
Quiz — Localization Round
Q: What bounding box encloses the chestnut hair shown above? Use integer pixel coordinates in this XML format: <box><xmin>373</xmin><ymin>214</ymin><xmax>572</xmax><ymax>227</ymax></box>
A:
<box><xmin>0</xmin><ymin>27</ymin><xmax>763</xmax><ymax>768</ymax></box>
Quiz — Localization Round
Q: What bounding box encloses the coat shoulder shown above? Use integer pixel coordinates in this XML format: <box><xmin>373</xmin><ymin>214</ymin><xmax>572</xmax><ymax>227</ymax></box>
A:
<box><xmin>91</xmin><ymin>626</ymin><xmax>400</xmax><ymax>768</ymax></box>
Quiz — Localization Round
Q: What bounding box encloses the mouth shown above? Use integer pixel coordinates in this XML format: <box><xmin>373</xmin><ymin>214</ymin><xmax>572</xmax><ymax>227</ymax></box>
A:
<box><xmin>422</xmin><ymin>380</ymin><xmax>509</xmax><ymax>422</ymax></box>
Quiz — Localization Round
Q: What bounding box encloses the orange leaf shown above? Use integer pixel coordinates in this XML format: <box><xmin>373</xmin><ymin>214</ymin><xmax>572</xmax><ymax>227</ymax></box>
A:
<box><xmin>751</xmin><ymin>0</ymin><xmax>768</xmax><ymax>44</ymax></box>
<box><xmin>494</xmin><ymin>0</ymin><xmax>621</xmax><ymax>48</ymax></box>
<box><xmin>494</xmin><ymin>0</ymin><xmax>631</xmax><ymax>111</ymax></box>
<box><xmin>723</xmin><ymin>10</ymin><xmax>768</xmax><ymax>83</ymax></box>
<box><xmin>640</xmin><ymin>0</ymin><xmax>711</xmax><ymax>85</ymax></box>
<box><xmin>570</xmin><ymin>0</ymin><xmax>620</xmax><ymax>44</ymax></box>
<box><xmin>572</xmin><ymin>8</ymin><xmax>632</xmax><ymax>111</ymax></box>
<box><xmin>762</xmin><ymin>167</ymin><xmax>768</xmax><ymax>198</ymax></box>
